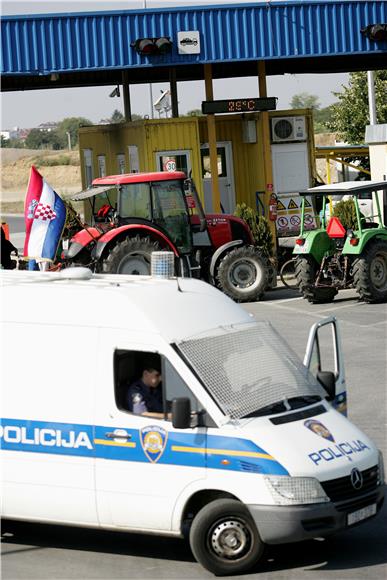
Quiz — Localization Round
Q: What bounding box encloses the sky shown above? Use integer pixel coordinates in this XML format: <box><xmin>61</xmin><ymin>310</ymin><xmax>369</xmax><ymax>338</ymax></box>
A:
<box><xmin>1</xmin><ymin>0</ymin><xmax>349</xmax><ymax>130</ymax></box>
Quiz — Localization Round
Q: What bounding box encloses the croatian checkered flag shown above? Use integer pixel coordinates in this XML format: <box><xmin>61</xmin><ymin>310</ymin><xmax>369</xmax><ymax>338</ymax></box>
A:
<box><xmin>24</xmin><ymin>166</ymin><xmax>67</xmax><ymax>269</ymax></box>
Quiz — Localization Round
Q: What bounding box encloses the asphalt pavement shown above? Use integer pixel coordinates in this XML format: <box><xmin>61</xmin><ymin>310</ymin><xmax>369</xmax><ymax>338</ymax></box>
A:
<box><xmin>1</xmin><ymin>213</ymin><xmax>25</xmax><ymax>252</ymax></box>
<box><xmin>1</xmin><ymin>215</ymin><xmax>386</xmax><ymax>580</ymax></box>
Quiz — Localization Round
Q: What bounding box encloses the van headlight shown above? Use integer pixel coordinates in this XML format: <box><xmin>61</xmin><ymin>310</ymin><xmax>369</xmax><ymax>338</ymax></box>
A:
<box><xmin>264</xmin><ymin>475</ymin><xmax>330</xmax><ymax>505</ymax></box>
<box><xmin>378</xmin><ymin>450</ymin><xmax>385</xmax><ymax>485</ymax></box>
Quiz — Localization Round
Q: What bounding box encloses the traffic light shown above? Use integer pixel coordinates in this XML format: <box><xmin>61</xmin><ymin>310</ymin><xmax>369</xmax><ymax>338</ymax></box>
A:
<box><xmin>132</xmin><ymin>37</ymin><xmax>172</xmax><ymax>56</ymax></box>
<box><xmin>361</xmin><ymin>24</ymin><xmax>387</xmax><ymax>42</ymax></box>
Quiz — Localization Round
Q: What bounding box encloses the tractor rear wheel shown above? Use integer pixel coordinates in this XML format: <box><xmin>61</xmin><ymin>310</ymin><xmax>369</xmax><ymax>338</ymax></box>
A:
<box><xmin>102</xmin><ymin>235</ymin><xmax>161</xmax><ymax>275</ymax></box>
<box><xmin>295</xmin><ymin>256</ymin><xmax>337</xmax><ymax>304</ymax></box>
<box><xmin>216</xmin><ymin>246</ymin><xmax>269</xmax><ymax>302</ymax></box>
<box><xmin>352</xmin><ymin>240</ymin><xmax>387</xmax><ymax>303</ymax></box>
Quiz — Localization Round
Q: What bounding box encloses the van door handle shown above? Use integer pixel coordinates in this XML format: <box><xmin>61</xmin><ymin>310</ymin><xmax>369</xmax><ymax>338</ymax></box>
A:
<box><xmin>105</xmin><ymin>432</ymin><xmax>132</xmax><ymax>439</ymax></box>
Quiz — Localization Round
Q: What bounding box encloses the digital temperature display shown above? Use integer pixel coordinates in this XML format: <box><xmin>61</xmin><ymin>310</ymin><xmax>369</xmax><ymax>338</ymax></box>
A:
<box><xmin>201</xmin><ymin>97</ymin><xmax>277</xmax><ymax>114</ymax></box>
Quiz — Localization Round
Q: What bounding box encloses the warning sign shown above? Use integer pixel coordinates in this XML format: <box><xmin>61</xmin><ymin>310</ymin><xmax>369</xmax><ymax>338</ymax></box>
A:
<box><xmin>276</xmin><ymin>193</ymin><xmax>317</xmax><ymax>236</ymax></box>
<box><xmin>288</xmin><ymin>199</ymin><xmax>298</xmax><ymax>209</ymax></box>
<box><xmin>290</xmin><ymin>215</ymin><xmax>301</xmax><ymax>226</ymax></box>
<box><xmin>277</xmin><ymin>216</ymin><xmax>289</xmax><ymax>229</ymax></box>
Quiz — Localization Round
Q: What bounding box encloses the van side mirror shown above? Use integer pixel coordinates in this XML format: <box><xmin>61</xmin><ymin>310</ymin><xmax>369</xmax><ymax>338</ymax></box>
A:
<box><xmin>317</xmin><ymin>371</ymin><xmax>336</xmax><ymax>400</ymax></box>
<box><xmin>172</xmin><ymin>397</ymin><xmax>191</xmax><ymax>429</ymax></box>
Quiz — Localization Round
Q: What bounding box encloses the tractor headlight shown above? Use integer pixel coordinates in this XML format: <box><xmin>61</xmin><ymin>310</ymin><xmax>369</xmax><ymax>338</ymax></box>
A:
<box><xmin>264</xmin><ymin>475</ymin><xmax>330</xmax><ymax>505</ymax></box>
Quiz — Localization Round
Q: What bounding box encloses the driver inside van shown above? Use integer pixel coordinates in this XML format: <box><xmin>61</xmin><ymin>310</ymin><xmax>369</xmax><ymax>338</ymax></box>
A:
<box><xmin>127</xmin><ymin>360</ymin><xmax>164</xmax><ymax>418</ymax></box>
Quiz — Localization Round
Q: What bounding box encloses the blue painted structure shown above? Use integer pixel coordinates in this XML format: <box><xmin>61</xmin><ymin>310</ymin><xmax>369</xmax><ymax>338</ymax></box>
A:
<box><xmin>1</xmin><ymin>1</ymin><xmax>386</xmax><ymax>91</ymax></box>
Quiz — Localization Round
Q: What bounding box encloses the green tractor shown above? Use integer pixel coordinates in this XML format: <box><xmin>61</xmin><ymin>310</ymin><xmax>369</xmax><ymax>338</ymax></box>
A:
<box><xmin>293</xmin><ymin>180</ymin><xmax>387</xmax><ymax>304</ymax></box>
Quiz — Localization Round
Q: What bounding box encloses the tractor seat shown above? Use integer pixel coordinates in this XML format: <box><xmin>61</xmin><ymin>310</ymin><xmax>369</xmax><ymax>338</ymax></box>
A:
<box><xmin>361</xmin><ymin>221</ymin><xmax>379</xmax><ymax>229</ymax></box>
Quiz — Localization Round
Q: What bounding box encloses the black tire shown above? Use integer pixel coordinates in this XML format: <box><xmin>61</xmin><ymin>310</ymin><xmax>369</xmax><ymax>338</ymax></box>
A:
<box><xmin>352</xmin><ymin>239</ymin><xmax>387</xmax><ymax>303</ymax></box>
<box><xmin>189</xmin><ymin>499</ymin><xmax>264</xmax><ymax>576</ymax></box>
<box><xmin>216</xmin><ymin>246</ymin><xmax>269</xmax><ymax>303</ymax></box>
<box><xmin>279</xmin><ymin>259</ymin><xmax>298</xmax><ymax>289</ymax></box>
<box><xmin>101</xmin><ymin>235</ymin><xmax>161</xmax><ymax>275</ymax></box>
<box><xmin>295</xmin><ymin>256</ymin><xmax>337</xmax><ymax>304</ymax></box>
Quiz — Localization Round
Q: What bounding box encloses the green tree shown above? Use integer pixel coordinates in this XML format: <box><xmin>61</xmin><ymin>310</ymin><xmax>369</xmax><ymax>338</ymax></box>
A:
<box><xmin>25</xmin><ymin>128</ymin><xmax>65</xmax><ymax>150</ymax></box>
<box><xmin>233</xmin><ymin>204</ymin><xmax>274</xmax><ymax>257</ymax></box>
<box><xmin>1</xmin><ymin>135</ymin><xmax>12</xmax><ymax>148</ymax></box>
<box><xmin>186</xmin><ymin>109</ymin><xmax>204</xmax><ymax>117</ymax></box>
<box><xmin>332</xmin><ymin>198</ymin><xmax>358</xmax><ymax>230</ymax></box>
<box><xmin>313</xmin><ymin>104</ymin><xmax>335</xmax><ymax>134</ymax></box>
<box><xmin>108</xmin><ymin>110</ymin><xmax>143</xmax><ymax>122</ymax></box>
<box><xmin>110</xmin><ymin>109</ymin><xmax>125</xmax><ymax>123</ymax></box>
<box><xmin>57</xmin><ymin>117</ymin><xmax>93</xmax><ymax>148</ymax></box>
<box><xmin>326</xmin><ymin>71</ymin><xmax>387</xmax><ymax>144</ymax></box>
<box><xmin>290</xmin><ymin>92</ymin><xmax>321</xmax><ymax>110</ymax></box>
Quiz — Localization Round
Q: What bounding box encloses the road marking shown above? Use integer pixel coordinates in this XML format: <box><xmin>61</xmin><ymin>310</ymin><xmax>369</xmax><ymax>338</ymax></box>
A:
<box><xmin>335</xmin><ymin>319</ymin><xmax>387</xmax><ymax>329</ymax></box>
<box><xmin>264</xmin><ymin>296</ymin><xmax>303</xmax><ymax>304</ymax></box>
<box><xmin>313</xmin><ymin>302</ymin><xmax>359</xmax><ymax>314</ymax></box>
<box><xmin>251</xmin><ymin>302</ymin><xmax>324</xmax><ymax>319</ymax></box>
<box><xmin>249</xmin><ymin>298</ymin><xmax>387</xmax><ymax>329</ymax></box>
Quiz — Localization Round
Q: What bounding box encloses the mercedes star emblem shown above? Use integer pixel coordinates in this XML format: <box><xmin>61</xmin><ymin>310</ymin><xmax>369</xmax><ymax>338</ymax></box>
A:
<box><xmin>350</xmin><ymin>467</ymin><xmax>363</xmax><ymax>490</ymax></box>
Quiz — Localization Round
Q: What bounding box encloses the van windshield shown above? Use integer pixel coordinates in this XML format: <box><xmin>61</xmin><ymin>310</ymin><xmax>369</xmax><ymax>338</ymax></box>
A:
<box><xmin>177</xmin><ymin>322</ymin><xmax>326</xmax><ymax>419</ymax></box>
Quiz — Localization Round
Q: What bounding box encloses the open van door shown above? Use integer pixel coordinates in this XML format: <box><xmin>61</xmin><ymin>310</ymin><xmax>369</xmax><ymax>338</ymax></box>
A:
<box><xmin>304</xmin><ymin>316</ymin><xmax>347</xmax><ymax>416</ymax></box>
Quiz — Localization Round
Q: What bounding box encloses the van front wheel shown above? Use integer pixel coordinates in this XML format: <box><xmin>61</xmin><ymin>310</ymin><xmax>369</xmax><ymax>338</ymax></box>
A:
<box><xmin>189</xmin><ymin>499</ymin><xmax>264</xmax><ymax>576</ymax></box>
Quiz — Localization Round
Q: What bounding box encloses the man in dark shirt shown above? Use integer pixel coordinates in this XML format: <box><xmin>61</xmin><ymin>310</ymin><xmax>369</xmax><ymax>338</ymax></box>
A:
<box><xmin>1</xmin><ymin>227</ymin><xmax>18</xmax><ymax>270</ymax></box>
<box><xmin>127</xmin><ymin>364</ymin><xmax>164</xmax><ymax>418</ymax></box>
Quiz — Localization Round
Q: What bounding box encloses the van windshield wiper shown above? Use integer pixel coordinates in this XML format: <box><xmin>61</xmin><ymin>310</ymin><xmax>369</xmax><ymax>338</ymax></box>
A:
<box><xmin>244</xmin><ymin>395</ymin><xmax>322</xmax><ymax>418</ymax></box>
<box><xmin>286</xmin><ymin>395</ymin><xmax>322</xmax><ymax>408</ymax></box>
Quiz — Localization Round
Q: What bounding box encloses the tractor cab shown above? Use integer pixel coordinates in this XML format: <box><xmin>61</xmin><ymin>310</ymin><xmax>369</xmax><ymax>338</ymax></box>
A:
<box><xmin>72</xmin><ymin>172</ymin><xmax>194</xmax><ymax>255</ymax></box>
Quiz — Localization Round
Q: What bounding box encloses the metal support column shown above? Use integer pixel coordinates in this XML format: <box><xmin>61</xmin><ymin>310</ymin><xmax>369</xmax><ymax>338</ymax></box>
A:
<box><xmin>122</xmin><ymin>70</ymin><xmax>131</xmax><ymax>122</ymax></box>
<box><xmin>204</xmin><ymin>64</ymin><xmax>221</xmax><ymax>213</ymax></box>
<box><xmin>257</xmin><ymin>61</ymin><xmax>276</xmax><ymax>243</ymax></box>
<box><xmin>169</xmin><ymin>68</ymin><xmax>179</xmax><ymax>118</ymax></box>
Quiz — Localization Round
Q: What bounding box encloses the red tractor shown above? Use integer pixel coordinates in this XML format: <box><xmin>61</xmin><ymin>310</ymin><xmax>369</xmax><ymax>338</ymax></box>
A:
<box><xmin>63</xmin><ymin>171</ymin><xmax>272</xmax><ymax>302</ymax></box>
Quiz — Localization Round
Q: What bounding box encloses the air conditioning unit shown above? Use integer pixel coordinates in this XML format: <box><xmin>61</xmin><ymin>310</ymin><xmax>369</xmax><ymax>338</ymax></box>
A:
<box><xmin>271</xmin><ymin>116</ymin><xmax>307</xmax><ymax>143</ymax></box>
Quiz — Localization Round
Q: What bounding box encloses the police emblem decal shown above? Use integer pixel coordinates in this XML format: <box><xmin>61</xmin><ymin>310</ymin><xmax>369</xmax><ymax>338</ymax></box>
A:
<box><xmin>140</xmin><ymin>426</ymin><xmax>168</xmax><ymax>463</ymax></box>
<box><xmin>304</xmin><ymin>419</ymin><xmax>334</xmax><ymax>442</ymax></box>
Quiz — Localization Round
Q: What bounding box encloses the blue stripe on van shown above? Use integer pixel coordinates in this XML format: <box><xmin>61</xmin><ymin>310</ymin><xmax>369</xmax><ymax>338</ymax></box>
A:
<box><xmin>0</xmin><ymin>418</ymin><xmax>288</xmax><ymax>475</ymax></box>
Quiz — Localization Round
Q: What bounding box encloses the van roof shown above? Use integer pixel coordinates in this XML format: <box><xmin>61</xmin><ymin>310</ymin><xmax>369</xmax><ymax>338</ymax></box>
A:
<box><xmin>0</xmin><ymin>270</ymin><xmax>253</xmax><ymax>342</ymax></box>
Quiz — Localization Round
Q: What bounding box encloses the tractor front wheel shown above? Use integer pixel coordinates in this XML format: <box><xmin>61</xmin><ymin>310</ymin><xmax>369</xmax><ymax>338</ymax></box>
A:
<box><xmin>295</xmin><ymin>256</ymin><xmax>337</xmax><ymax>304</ymax></box>
<box><xmin>102</xmin><ymin>235</ymin><xmax>161</xmax><ymax>275</ymax></box>
<box><xmin>352</xmin><ymin>240</ymin><xmax>387</xmax><ymax>303</ymax></box>
<box><xmin>216</xmin><ymin>246</ymin><xmax>269</xmax><ymax>302</ymax></box>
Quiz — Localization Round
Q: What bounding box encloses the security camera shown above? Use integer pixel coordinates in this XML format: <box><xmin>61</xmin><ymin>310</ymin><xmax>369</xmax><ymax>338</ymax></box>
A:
<box><xmin>109</xmin><ymin>86</ymin><xmax>120</xmax><ymax>98</ymax></box>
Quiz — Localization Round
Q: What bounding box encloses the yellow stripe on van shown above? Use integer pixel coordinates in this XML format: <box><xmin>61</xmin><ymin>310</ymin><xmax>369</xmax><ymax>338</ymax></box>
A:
<box><xmin>94</xmin><ymin>438</ymin><xmax>136</xmax><ymax>448</ymax></box>
<box><xmin>171</xmin><ymin>446</ymin><xmax>274</xmax><ymax>460</ymax></box>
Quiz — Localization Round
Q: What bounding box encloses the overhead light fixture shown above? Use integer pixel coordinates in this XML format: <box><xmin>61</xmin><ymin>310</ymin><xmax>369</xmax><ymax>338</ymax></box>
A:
<box><xmin>361</xmin><ymin>23</ymin><xmax>387</xmax><ymax>41</ymax></box>
<box><xmin>109</xmin><ymin>86</ymin><xmax>120</xmax><ymax>98</ymax></box>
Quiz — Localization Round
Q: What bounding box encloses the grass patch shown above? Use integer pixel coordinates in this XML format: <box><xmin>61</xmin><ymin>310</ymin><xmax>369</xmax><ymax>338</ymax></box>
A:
<box><xmin>33</xmin><ymin>154</ymin><xmax>79</xmax><ymax>167</ymax></box>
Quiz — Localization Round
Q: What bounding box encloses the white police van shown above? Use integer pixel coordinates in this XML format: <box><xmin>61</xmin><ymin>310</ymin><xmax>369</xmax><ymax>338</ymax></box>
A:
<box><xmin>0</xmin><ymin>268</ymin><xmax>384</xmax><ymax>576</ymax></box>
